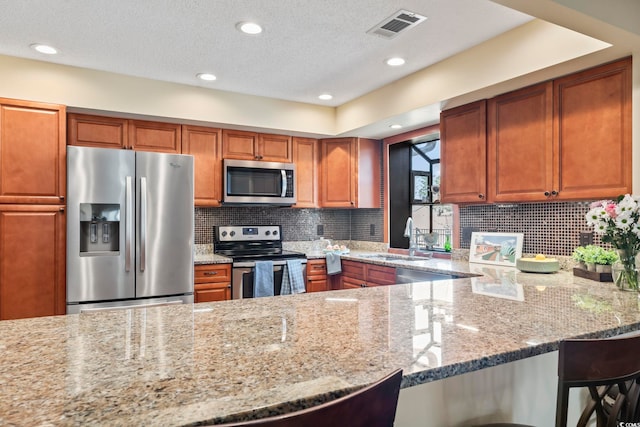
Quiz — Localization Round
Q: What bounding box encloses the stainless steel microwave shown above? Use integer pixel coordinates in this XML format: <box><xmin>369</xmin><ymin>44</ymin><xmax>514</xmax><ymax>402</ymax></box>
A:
<box><xmin>223</xmin><ymin>159</ymin><xmax>296</xmax><ymax>205</ymax></box>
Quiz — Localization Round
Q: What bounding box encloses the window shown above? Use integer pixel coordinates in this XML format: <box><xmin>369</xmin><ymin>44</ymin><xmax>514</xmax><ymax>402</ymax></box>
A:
<box><xmin>410</xmin><ymin>138</ymin><xmax>453</xmax><ymax>251</ymax></box>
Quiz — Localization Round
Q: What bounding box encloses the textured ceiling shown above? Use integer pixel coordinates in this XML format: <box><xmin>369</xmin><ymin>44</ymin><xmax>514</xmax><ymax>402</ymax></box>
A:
<box><xmin>0</xmin><ymin>0</ymin><xmax>532</xmax><ymax>107</ymax></box>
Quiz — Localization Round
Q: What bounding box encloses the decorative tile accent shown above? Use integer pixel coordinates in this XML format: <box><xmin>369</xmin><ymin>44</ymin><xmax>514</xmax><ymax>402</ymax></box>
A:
<box><xmin>459</xmin><ymin>201</ymin><xmax>602</xmax><ymax>256</ymax></box>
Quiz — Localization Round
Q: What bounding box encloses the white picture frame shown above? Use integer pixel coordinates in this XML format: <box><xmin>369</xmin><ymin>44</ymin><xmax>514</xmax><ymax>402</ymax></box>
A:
<box><xmin>469</xmin><ymin>232</ymin><xmax>524</xmax><ymax>267</ymax></box>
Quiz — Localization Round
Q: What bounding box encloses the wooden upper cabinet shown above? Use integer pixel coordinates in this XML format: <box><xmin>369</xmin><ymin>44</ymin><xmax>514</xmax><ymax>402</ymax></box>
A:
<box><xmin>182</xmin><ymin>125</ymin><xmax>222</xmax><ymax>207</ymax></box>
<box><xmin>292</xmin><ymin>137</ymin><xmax>318</xmax><ymax>208</ymax></box>
<box><xmin>487</xmin><ymin>82</ymin><xmax>554</xmax><ymax>202</ymax></box>
<box><xmin>68</xmin><ymin>113</ymin><xmax>128</xmax><ymax>149</ymax></box>
<box><xmin>128</xmin><ymin>119</ymin><xmax>181</xmax><ymax>153</ymax></box>
<box><xmin>440</xmin><ymin>100</ymin><xmax>487</xmax><ymax>204</ymax></box>
<box><xmin>319</xmin><ymin>137</ymin><xmax>381</xmax><ymax>208</ymax></box>
<box><xmin>0</xmin><ymin>98</ymin><xmax>66</xmax><ymax>204</ymax></box>
<box><xmin>222</xmin><ymin>129</ymin><xmax>292</xmax><ymax>162</ymax></box>
<box><xmin>0</xmin><ymin>205</ymin><xmax>66</xmax><ymax>320</ymax></box>
<box><xmin>553</xmin><ymin>57</ymin><xmax>632</xmax><ymax>200</ymax></box>
<box><xmin>67</xmin><ymin>113</ymin><xmax>181</xmax><ymax>153</ymax></box>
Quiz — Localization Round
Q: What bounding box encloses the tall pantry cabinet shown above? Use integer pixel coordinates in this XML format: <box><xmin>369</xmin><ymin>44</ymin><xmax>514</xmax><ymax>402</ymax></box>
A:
<box><xmin>0</xmin><ymin>98</ymin><xmax>66</xmax><ymax>320</ymax></box>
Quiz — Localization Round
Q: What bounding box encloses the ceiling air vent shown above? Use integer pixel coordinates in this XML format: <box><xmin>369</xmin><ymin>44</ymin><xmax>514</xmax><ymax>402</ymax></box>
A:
<box><xmin>367</xmin><ymin>10</ymin><xmax>427</xmax><ymax>40</ymax></box>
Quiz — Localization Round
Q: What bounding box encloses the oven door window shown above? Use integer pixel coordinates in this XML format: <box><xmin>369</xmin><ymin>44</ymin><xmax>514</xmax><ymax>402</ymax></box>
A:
<box><xmin>227</xmin><ymin>167</ymin><xmax>282</xmax><ymax>197</ymax></box>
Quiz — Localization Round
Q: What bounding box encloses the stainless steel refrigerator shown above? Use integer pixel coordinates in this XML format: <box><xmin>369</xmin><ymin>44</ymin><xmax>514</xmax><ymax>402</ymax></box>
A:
<box><xmin>66</xmin><ymin>146</ymin><xmax>194</xmax><ymax>313</ymax></box>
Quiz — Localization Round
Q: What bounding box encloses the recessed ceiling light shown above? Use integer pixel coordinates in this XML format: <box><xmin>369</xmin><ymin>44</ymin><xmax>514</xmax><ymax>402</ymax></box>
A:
<box><xmin>237</xmin><ymin>22</ymin><xmax>263</xmax><ymax>35</ymax></box>
<box><xmin>197</xmin><ymin>73</ymin><xmax>217</xmax><ymax>81</ymax></box>
<box><xmin>318</xmin><ymin>94</ymin><xmax>333</xmax><ymax>101</ymax></box>
<box><xmin>30</xmin><ymin>43</ymin><xmax>57</xmax><ymax>55</ymax></box>
<box><xmin>386</xmin><ymin>57</ymin><xmax>406</xmax><ymax>67</ymax></box>
<box><xmin>389</xmin><ymin>124</ymin><xmax>403</xmax><ymax>129</ymax></box>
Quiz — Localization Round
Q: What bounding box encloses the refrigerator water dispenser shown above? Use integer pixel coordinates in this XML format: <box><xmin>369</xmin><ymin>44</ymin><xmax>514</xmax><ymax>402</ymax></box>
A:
<box><xmin>79</xmin><ymin>203</ymin><xmax>120</xmax><ymax>255</ymax></box>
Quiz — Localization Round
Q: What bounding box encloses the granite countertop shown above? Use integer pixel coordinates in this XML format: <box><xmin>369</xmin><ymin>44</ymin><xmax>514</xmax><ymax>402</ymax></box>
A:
<box><xmin>3</xmin><ymin>261</ymin><xmax>640</xmax><ymax>426</ymax></box>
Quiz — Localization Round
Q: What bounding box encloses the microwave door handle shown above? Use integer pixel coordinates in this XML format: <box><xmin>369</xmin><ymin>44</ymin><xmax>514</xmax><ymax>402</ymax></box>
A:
<box><xmin>281</xmin><ymin>169</ymin><xmax>287</xmax><ymax>197</ymax></box>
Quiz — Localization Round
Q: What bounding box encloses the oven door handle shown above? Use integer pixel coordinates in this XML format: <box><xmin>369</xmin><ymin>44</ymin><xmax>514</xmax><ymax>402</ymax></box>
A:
<box><xmin>233</xmin><ymin>259</ymin><xmax>307</xmax><ymax>268</ymax></box>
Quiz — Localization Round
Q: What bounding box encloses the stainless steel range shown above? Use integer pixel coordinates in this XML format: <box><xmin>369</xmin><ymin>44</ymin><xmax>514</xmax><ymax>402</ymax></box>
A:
<box><xmin>214</xmin><ymin>225</ymin><xmax>307</xmax><ymax>299</ymax></box>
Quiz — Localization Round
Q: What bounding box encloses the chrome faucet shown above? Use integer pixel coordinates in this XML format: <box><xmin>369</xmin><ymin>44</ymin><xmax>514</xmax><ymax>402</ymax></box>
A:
<box><xmin>404</xmin><ymin>217</ymin><xmax>417</xmax><ymax>256</ymax></box>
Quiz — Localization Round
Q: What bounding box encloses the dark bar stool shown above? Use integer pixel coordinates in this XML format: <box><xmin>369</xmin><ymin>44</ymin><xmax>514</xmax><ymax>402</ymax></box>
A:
<box><xmin>480</xmin><ymin>334</ymin><xmax>640</xmax><ymax>426</ymax></box>
<box><xmin>212</xmin><ymin>369</ymin><xmax>403</xmax><ymax>427</ymax></box>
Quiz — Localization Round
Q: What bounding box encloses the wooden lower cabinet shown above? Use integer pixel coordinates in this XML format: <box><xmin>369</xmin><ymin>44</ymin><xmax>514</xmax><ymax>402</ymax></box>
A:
<box><xmin>339</xmin><ymin>260</ymin><xmax>395</xmax><ymax>289</ymax></box>
<box><xmin>194</xmin><ymin>264</ymin><xmax>231</xmax><ymax>303</ymax></box>
<box><xmin>306</xmin><ymin>259</ymin><xmax>328</xmax><ymax>292</ymax></box>
<box><xmin>0</xmin><ymin>205</ymin><xmax>66</xmax><ymax>320</ymax></box>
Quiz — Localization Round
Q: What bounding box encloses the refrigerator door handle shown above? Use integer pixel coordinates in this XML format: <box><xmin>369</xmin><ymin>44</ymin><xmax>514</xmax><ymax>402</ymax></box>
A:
<box><xmin>125</xmin><ymin>176</ymin><xmax>133</xmax><ymax>272</ymax></box>
<box><xmin>140</xmin><ymin>176</ymin><xmax>147</xmax><ymax>272</ymax></box>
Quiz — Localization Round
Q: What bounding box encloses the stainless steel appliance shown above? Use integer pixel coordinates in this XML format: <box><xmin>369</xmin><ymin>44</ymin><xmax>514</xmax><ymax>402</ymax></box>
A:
<box><xmin>214</xmin><ymin>225</ymin><xmax>307</xmax><ymax>298</ymax></box>
<box><xmin>223</xmin><ymin>159</ymin><xmax>296</xmax><ymax>205</ymax></box>
<box><xmin>66</xmin><ymin>146</ymin><xmax>194</xmax><ymax>313</ymax></box>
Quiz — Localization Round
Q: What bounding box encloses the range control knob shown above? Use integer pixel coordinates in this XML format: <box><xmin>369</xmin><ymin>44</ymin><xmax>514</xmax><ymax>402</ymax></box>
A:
<box><xmin>273</xmin><ymin>230</ymin><xmax>278</xmax><ymax>236</ymax></box>
<box><xmin>265</xmin><ymin>230</ymin><xmax>271</xmax><ymax>236</ymax></box>
<box><xmin>221</xmin><ymin>231</ymin><xmax>227</xmax><ymax>237</ymax></box>
<box><xmin>230</xmin><ymin>231</ymin><xmax>236</xmax><ymax>237</ymax></box>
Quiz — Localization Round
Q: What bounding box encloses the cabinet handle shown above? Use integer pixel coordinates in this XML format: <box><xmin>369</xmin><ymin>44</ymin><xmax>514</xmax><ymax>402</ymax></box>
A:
<box><xmin>361</xmin><ymin>283</ymin><xmax>367</xmax><ymax>287</ymax></box>
<box><xmin>227</xmin><ymin>285</ymin><xmax>231</xmax><ymax>288</ymax></box>
<box><xmin>478</xmin><ymin>194</ymin><xmax>485</xmax><ymax>199</ymax></box>
<box><xmin>59</xmin><ymin>196</ymin><xmax>65</xmax><ymax>201</ymax></box>
<box><xmin>551</xmin><ymin>190</ymin><xmax>558</xmax><ymax>196</ymax></box>
<box><xmin>59</xmin><ymin>207</ymin><xmax>65</xmax><ymax>213</ymax></box>
<box><xmin>204</xmin><ymin>271</ymin><xmax>218</xmax><ymax>276</ymax></box>
<box><xmin>544</xmin><ymin>191</ymin><xmax>550</xmax><ymax>197</ymax></box>
<box><xmin>350</xmin><ymin>201</ymin><xmax>355</xmax><ymax>205</ymax></box>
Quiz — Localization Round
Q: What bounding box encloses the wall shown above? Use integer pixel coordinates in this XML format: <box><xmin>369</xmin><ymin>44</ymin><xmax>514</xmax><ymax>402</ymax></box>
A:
<box><xmin>195</xmin><ymin>207</ymin><xmax>383</xmax><ymax>244</ymax></box>
<box><xmin>458</xmin><ymin>201</ymin><xmax>601</xmax><ymax>256</ymax></box>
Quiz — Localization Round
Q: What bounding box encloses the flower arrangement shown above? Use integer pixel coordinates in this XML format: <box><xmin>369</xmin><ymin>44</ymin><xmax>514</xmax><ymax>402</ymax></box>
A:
<box><xmin>585</xmin><ymin>194</ymin><xmax>640</xmax><ymax>290</ymax></box>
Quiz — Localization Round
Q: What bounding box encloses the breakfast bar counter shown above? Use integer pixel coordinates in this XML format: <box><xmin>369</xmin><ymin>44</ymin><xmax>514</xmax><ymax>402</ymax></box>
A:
<box><xmin>2</xmin><ymin>262</ymin><xmax>640</xmax><ymax>426</ymax></box>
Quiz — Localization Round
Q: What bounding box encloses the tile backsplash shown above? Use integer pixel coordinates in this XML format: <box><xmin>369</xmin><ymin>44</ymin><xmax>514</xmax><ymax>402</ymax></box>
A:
<box><xmin>459</xmin><ymin>201</ymin><xmax>601</xmax><ymax>256</ymax></box>
<box><xmin>195</xmin><ymin>207</ymin><xmax>384</xmax><ymax>244</ymax></box>
<box><xmin>197</xmin><ymin>201</ymin><xmax>600</xmax><ymax>256</ymax></box>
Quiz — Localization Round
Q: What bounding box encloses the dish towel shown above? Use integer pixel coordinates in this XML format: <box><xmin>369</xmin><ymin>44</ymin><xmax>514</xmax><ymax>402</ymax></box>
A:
<box><xmin>280</xmin><ymin>259</ymin><xmax>306</xmax><ymax>295</ymax></box>
<box><xmin>326</xmin><ymin>252</ymin><xmax>342</xmax><ymax>275</ymax></box>
<box><xmin>253</xmin><ymin>261</ymin><xmax>275</xmax><ymax>298</ymax></box>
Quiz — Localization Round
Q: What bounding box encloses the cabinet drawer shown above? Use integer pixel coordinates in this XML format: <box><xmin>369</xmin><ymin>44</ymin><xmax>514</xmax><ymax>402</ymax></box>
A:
<box><xmin>366</xmin><ymin>264</ymin><xmax>396</xmax><ymax>286</ymax></box>
<box><xmin>306</xmin><ymin>259</ymin><xmax>327</xmax><ymax>278</ymax></box>
<box><xmin>195</xmin><ymin>264</ymin><xmax>231</xmax><ymax>283</ymax></box>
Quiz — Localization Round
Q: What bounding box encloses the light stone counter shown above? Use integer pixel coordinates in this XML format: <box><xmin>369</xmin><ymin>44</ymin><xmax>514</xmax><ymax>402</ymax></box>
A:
<box><xmin>3</xmin><ymin>259</ymin><xmax>640</xmax><ymax>425</ymax></box>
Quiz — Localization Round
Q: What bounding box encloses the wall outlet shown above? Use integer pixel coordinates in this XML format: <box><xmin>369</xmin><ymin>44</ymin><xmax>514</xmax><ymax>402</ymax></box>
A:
<box><xmin>370</xmin><ymin>224</ymin><xmax>375</xmax><ymax>236</ymax></box>
<box><xmin>579</xmin><ymin>231</ymin><xmax>593</xmax><ymax>246</ymax></box>
<box><xmin>317</xmin><ymin>224</ymin><xmax>324</xmax><ymax>236</ymax></box>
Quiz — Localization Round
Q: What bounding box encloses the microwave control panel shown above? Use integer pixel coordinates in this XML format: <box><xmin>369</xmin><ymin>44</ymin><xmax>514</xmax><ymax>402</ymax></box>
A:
<box><xmin>215</xmin><ymin>225</ymin><xmax>281</xmax><ymax>242</ymax></box>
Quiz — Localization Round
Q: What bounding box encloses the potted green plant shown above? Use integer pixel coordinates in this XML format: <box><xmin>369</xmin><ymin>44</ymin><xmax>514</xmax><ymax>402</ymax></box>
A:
<box><xmin>572</xmin><ymin>246</ymin><xmax>588</xmax><ymax>269</ymax></box>
<box><xmin>581</xmin><ymin>245</ymin><xmax>601</xmax><ymax>272</ymax></box>
<box><xmin>595</xmin><ymin>248</ymin><xmax>618</xmax><ymax>273</ymax></box>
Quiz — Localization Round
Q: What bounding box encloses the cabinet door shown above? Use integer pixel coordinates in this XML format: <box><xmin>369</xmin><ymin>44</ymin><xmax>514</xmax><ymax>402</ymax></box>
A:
<box><xmin>222</xmin><ymin>129</ymin><xmax>258</xmax><ymax>160</ymax></box>
<box><xmin>129</xmin><ymin>119</ymin><xmax>181</xmax><ymax>153</ymax></box>
<box><xmin>488</xmin><ymin>82</ymin><xmax>553</xmax><ymax>202</ymax></box>
<box><xmin>320</xmin><ymin>138</ymin><xmax>355</xmax><ymax>207</ymax></box>
<box><xmin>341</xmin><ymin>275</ymin><xmax>365</xmax><ymax>289</ymax></box>
<box><xmin>293</xmin><ymin>137</ymin><xmax>318</xmax><ymax>208</ymax></box>
<box><xmin>259</xmin><ymin>133</ymin><xmax>292</xmax><ymax>162</ymax></box>
<box><xmin>0</xmin><ymin>205</ymin><xmax>66</xmax><ymax>320</ymax></box>
<box><xmin>440</xmin><ymin>100</ymin><xmax>487</xmax><ymax>204</ymax></box>
<box><xmin>182</xmin><ymin>125</ymin><xmax>222</xmax><ymax>206</ymax></box>
<box><xmin>553</xmin><ymin>58</ymin><xmax>632</xmax><ymax>200</ymax></box>
<box><xmin>67</xmin><ymin>113</ymin><xmax>128</xmax><ymax>149</ymax></box>
<box><xmin>366</xmin><ymin>264</ymin><xmax>396</xmax><ymax>286</ymax></box>
<box><xmin>195</xmin><ymin>284</ymin><xmax>231</xmax><ymax>302</ymax></box>
<box><xmin>307</xmin><ymin>278</ymin><xmax>328</xmax><ymax>293</ymax></box>
<box><xmin>0</xmin><ymin>99</ymin><xmax>66</xmax><ymax>204</ymax></box>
